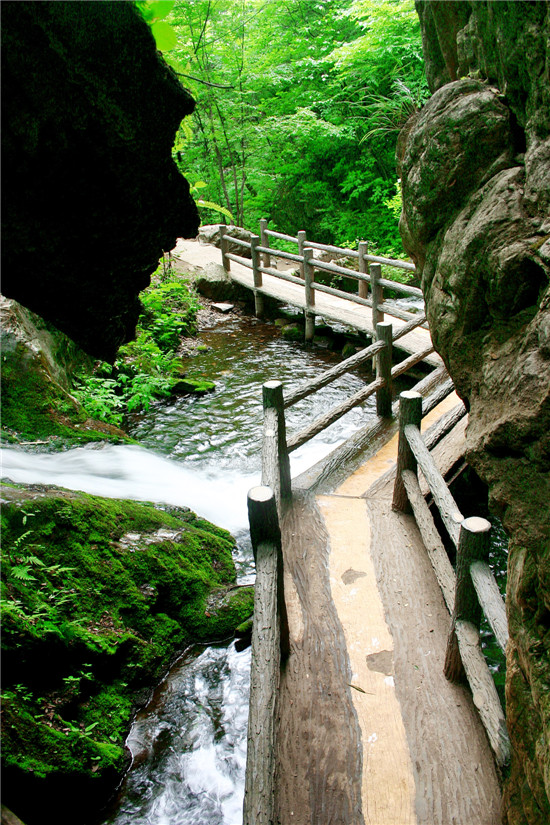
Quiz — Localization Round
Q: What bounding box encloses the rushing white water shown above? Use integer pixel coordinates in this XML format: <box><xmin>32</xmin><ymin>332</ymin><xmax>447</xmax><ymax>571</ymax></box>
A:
<box><xmin>0</xmin><ymin>433</ymin><xmax>354</xmax><ymax>536</ymax></box>
<box><xmin>0</xmin><ymin>444</ymin><xmax>256</xmax><ymax>534</ymax></box>
<box><xmin>104</xmin><ymin>644</ymin><xmax>251</xmax><ymax>825</ymax></box>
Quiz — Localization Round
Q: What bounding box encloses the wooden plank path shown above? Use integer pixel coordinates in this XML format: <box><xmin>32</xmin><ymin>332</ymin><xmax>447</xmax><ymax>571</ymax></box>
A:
<box><xmin>275</xmin><ymin>394</ymin><xmax>502</xmax><ymax>825</ymax></box>
<box><xmin>173</xmin><ymin>239</ymin><xmax>442</xmax><ymax>367</ymax></box>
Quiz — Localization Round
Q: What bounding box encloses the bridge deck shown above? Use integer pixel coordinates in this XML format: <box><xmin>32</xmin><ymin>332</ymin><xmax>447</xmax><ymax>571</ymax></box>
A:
<box><xmin>276</xmin><ymin>394</ymin><xmax>502</xmax><ymax>825</ymax></box>
<box><xmin>173</xmin><ymin>239</ymin><xmax>442</xmax><ymax>367</ymax></box>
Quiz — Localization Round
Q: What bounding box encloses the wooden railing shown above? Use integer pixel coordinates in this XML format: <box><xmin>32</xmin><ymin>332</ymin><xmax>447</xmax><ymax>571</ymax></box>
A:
<box><xmin>392</xmin><ymin>390</ymin><xmax>510</xmax><ymax>768</ymax></box>
<box><xmin>243</xmin><ymin>485</ymin><xmax>288</xmax><ymax>825</ymax></box>
<box><xmin>219</xmin><ymin>221</ymin><xmax>425</xmax><ymax>339</ymax></box>
<box><xmin>259</xmin><ymin>318</ymin><xmax>434</xmax><ymax>506</ymax></box>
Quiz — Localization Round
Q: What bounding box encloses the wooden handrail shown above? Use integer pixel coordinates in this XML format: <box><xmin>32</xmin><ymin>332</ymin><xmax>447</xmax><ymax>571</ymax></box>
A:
<box><xmin>287</xmin><ymin>376</ymin><xmax>384</xmax><ymax>453</ymax></box>
<box><xmin>244</xmin><ymin>485</ymin><xmax>288</xmax><ymax>825</ymax></box>
<box><xmin>404</xmin><ymin>421</ymin><xmax>463</xmax><ymax>547</ymax></box>
<box><xmin>262</xmin><ymin>381</ymin><xmax>291</xmax><ymax>504</ymax></box>
<box><xmin>470</xmin><ymin>560</ymin><xmax>509</xmax><ymax>650</ymax></box>
<box><xmin>284</xmin><ymin>339</ymin><xmax>385</xmax><ymax>407</ymax></box>
<box><xmin>392</xmin><ymin>391</ymin><xmax>510</xmax><ymax>767</ymax></box>
<box><xmin>222</xmin><ymin>222</ymin><xmax>421</xmax><ymax>308</ymax></box>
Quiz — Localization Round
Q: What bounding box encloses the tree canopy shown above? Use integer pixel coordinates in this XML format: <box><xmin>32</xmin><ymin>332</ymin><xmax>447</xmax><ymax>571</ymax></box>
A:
<box><xmin>142</xmin><ymin>0</ymin><xmax>428</xmax><ymax>254</ymax></box>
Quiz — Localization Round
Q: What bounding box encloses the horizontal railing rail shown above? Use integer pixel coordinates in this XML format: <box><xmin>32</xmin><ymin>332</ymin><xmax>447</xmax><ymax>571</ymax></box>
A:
<box><xmin>220</xmin><ymin>220</ymin><xmax>424</xmax><ymax>337</ymax></box>
<box><xmin>392</xmin><ymin>391</ymin><xmax>510</xmax><ymax>768</ymax></box>
<box><xmin>260</xmin><ymin>313</ymin><xmax>436</xmax><ymax>501</ymax></box>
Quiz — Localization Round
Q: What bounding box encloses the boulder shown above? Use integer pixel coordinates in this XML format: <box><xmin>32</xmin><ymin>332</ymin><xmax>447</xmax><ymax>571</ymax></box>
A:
<box><xmin>193</xmin><ymin>262</ymin><xmax>241</xmax><ymax>302</ymax></box>
<box><xmin>198</xmin><ymin>224</ymin><xmax>254</xmax><ymax>257</ymax></box>
<box><xmin>0</xmin><ymin>296</ymin><xmax>125</xmax><ymax>444</ymax></box>
<box><xmin>402</xmin><ymin>5</ymin><xmax>550</xmax><ymax>822</ymax></box>
<box><xmin>1</xmin><ymin>2</ymin><xmax>199</xmax><ymax>361</ymax></box>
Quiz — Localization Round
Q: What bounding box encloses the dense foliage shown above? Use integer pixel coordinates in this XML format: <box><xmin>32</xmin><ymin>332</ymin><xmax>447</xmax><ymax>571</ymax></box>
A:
<box><xmin>159</xmin><ymin>0</ymin><xmax>427</xmax><ymax>253</ymax></box>
<box><xmin>71</xmin><ymin>262</ymin><xmax>209</xmax><ymax>427</ymax></box>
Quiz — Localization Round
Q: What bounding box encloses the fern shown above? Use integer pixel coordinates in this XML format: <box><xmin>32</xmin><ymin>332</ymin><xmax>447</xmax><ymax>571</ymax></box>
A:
<box><xmin>11</xmin><ymin>565</ymin><xmax>37</xmax><ymax>582</ymax></box>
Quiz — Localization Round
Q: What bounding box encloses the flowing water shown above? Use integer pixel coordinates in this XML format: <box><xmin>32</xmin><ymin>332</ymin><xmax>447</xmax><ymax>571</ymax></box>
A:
<box><xmin>1</xmin><ymin>312</ymin><xmax>377</xmax><ymax>825</ymax></box>
<box><xmin>1</xmin><ymin>310</ymin><xmax>508</xmax><ymax>821</ymax></box>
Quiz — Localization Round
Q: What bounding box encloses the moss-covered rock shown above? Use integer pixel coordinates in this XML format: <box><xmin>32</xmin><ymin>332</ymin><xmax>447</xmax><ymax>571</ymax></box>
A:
<box><xmin>281</xmin><ymin>324</ymin><xmax>304</xmax><ymax>342</ymax></box>
<box><xmin>0</xmin><ymin>296</ymin><xmax>130</xmax><ymax>447</ymax></box>
<box><xmin>0</xmin><ymin>483</ymin><xmax>254</xmax><ymax>824</ymax></box>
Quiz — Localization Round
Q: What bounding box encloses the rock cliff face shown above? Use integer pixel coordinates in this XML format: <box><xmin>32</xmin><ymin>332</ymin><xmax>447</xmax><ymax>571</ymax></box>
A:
<box><xmin>399</xmin><ymin>2</ymin><xmax>549</xmax><ymax>823</ymax></box>
<box><xmin>1</xmin><ymin>1</ymin><xmax>199</xmax><ymax>361</ymax></box>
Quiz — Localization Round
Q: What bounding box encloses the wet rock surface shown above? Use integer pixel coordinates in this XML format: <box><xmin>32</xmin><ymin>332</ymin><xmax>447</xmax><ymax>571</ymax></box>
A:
<box><xmin>402</xmin><ymin>3</ymin><xmax>549</xmax><ymax>822</ymax></box>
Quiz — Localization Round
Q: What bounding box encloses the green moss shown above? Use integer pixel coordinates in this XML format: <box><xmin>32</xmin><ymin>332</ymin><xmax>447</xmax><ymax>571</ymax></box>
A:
<box><xmin>172</xmin><ymin>377</ymin><xmax>216</xmax><ymax>394</ymax></box>
<box><xmin>1</xmin><ymin>696</ymin><xmax>125</xmax><ymax>779</ymax></box>
<box><xmin>0</xmin><ymin>354</ymin><xmax>130</xmax><ymax>447</ymax></box>
<box><xmin>1</xmin><ymin>484</ymin><xmax>253</xmax><ymax>796</ymax></box>
<box><xmin>281</xmin><ymin>324</ymin><xmax>304</xmax><ymax>342</ymax></box>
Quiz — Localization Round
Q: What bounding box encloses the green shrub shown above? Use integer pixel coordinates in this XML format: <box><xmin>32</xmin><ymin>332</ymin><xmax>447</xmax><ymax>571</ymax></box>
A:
<box><xmin>72</xmin><ymin>267</ymin><xmax>203</xmax><ymax>425</ymax></box>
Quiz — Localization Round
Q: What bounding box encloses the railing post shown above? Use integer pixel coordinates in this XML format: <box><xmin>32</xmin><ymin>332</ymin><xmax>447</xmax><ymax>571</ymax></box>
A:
<box><xmin>370</xmin><ymin>263</ymin><xmax>383</xmax><ymax>331</ymax></box>
<box><xmin>219</xmin><ymin>224</ymin><xmax>230</xmax><ymax>272</ymax></box>
<box><xmin>358</xmin><ymin>241</ymin><xmax>368</xmax><ymax>299</ymax></box>
<box><xmin>375</xmin><ymin>320</ymin><xmax>393</xmax><ymax>418</ymax></box>
<box><xmin>303</xmin><ymin>246</ymin><xmax>316</xmax><ymax>342</ymax></box>
<box><xmin>244</xmin><ymin>485</ymin><xmax>288</xmax><ymax>825</ymax></box>
<box><xmin>260</xmin><ymin>218</ymin><xmax>271</xmax><ymax>268</ymax></box>
<box><xmin>250</xmin><ymin>235</ymin><xmax>264</xmax><ymax>318</ymax></box>
<box><xmin>392</xmin><ymin>390</ymin><xmax>422</xmax><ymax>512</ymax></box>
<box><xmin>297</xmin><ymin>230</ymin><xmax>307</xmax><ymax>279</ymax></box>
<box><xmin>444</xmin><ymin>516</ymin><xmax>492</xmax><ymax>682</ymax></box>
<box><xmin>263</xmin><ymin>380</ymin><xmax>292</xmax><ymax>501</ymax></box>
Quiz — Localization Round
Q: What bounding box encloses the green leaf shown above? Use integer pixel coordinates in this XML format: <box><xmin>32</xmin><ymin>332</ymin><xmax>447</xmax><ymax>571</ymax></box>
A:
<box><xmin>149</xmin><ymin>0</ymin><xmax>174</xmax><ymax>21</ymax></box>
<box><xmin>85</xmin><ymin>722</ymin><xmax>100</xmax><ymax>733</ymax></box>
<box><xmin>151</xmin><ymin>20</ymin><xmax>177</xmax><ymax>52</ymax></box>
<box><xmin>197</xmin><ymin>199</ymin><xmax>234</xmax><ymax>223</ymax></box>
<box><xmin>135</xmin><ymin>1</ymin><xmax>154</xmax><ymax>24</ymax></box>
<box><xmin>11</xmin><ymin>565</ymin><xmax>37</xmax><ymax>581</ymax></box>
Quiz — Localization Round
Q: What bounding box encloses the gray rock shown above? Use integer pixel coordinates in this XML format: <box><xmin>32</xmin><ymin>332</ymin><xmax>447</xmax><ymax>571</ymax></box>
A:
<box><xmin>402</xmin><ymin>5</ymin><xmax>550</xmax><ymax>821</ymax></box>
<box><xmin>1</xmin><ymin>2</ymin><xmax>199</xmax><ymax>361</ymax></box>
<box><xmin>198</xmin><ymin>224</ymin><xmax>253</xmax><ymax>257</ymax></box>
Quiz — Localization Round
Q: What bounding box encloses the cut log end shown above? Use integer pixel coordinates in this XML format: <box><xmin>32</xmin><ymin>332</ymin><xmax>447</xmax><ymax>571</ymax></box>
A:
<box><xmin>248</xmin><ymin>485</ymin><xmax>275</xmax><ymax>504</ymax></box>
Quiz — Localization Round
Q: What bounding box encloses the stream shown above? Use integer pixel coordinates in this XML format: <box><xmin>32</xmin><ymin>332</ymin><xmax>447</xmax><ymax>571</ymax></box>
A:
<box><xmin>1</xmin><ymin>311</ymin><xmax>378</xmax><ymax>825</ymax></box>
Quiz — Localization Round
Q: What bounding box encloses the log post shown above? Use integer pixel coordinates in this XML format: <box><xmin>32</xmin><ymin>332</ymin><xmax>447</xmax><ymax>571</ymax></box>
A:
<box><xmin>358</xmin><ymin>241</ymin><xmax>368</xmax><ymax>299</ymax></box>
<box><xmin>244</xmin><ymin>485</ymin><xmax>288</xmax><ymax>825</ymax></box>
<box><xmin>219</xmin><ymin>224</ymin><xmax>230</xmax><ymax>272</ymax></box>
<box><xmin>251</xmin><ymin>234</ymin><xmax>264</xmax><ymax>318</ymax></box>
<box><xmin>375</xmin><ymin>320</ymin><xmax>393</xmax><ymax>418</ymax></box>
<box><xmin>370</xmin><ymin>263</ymin><xmax>383</xmax><ymax>331</ymax></box>
<box><xmin>260</xmin><ymin>218</ymin><xmax>270</xmax><ymax>268</ymax></box>
<box><xmin>263</xmin><ymin>380</ymin><xmax>292</xmax><ymax>502</ymax></box>
<box><xmin>445</xmin><ymin>516</ymin><xmax>492</xmax><ymax>682</ymax></box>
<box><xmin>303</xmin><ymin>246</ymin><xmax>316</xmax><ymax>342</ymax></box>
<box><xmin>297</xmin><ymin>230</ymin><xmax>307</xmax><ymax>280</ymax></box>
<box><xmin>392</xmin><ymin>390</ymin><xmax>422</xmax><ymax>512</ymax></box>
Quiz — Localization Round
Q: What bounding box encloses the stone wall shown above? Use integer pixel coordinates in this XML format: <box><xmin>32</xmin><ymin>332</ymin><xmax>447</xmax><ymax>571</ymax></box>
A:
<box><xmin>399</xmin><ymin>3</ymin><xmax>550</xmax><ymax>823</ymax></box>
<box><xmin>1</xmin><ymin>1</ymin><xmax>199</xmax><ymax>361</ymax></box>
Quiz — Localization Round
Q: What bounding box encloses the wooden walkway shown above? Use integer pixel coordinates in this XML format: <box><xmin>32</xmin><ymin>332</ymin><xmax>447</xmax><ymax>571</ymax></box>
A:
<box><xmin>275</xmin><ymin>394</ymin><xmax>502</xmax><ymax>825</ymax></box>
<box><xmin>173</xmin><ymin>239</ymin><xmax>442</xmax><ymax>367</ymax></box>
<box><xmin>175</xmin><ymin>237</ymin><xmax>501</xmax><ymax>822</ymax></box>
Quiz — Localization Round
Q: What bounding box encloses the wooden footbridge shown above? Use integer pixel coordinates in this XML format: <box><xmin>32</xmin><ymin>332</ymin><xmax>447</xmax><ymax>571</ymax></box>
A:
<box><xmin>174</xmin><ymin>225</ymin><xmax>510</xmax><ymax>824</ymax></box>
<box><xmin>173</xmin><ymin>222</ymin><xmax>441</xmax><ymax>366</ymax></box>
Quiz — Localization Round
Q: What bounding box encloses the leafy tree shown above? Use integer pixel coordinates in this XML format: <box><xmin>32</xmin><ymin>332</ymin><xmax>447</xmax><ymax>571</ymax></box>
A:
<box><xmin>152</xmin><ymin>0</ymin><xmax>427</xmax><ymax>253</ymax></box>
